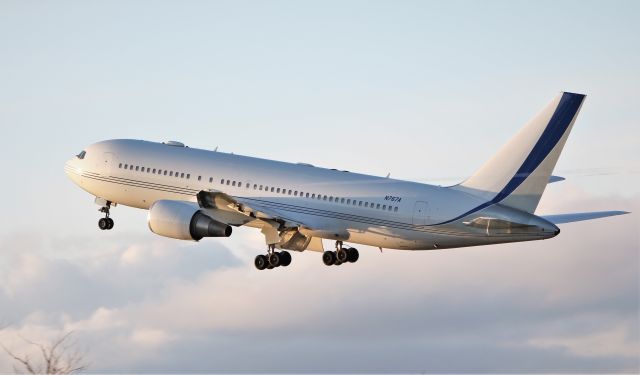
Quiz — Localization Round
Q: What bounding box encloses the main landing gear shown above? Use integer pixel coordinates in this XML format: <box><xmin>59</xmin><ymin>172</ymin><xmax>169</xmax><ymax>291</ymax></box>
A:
<box><xmin>98</xmin><ymin>201</ymin><xmax>114</xmax><ymax>230</ymax></box>
<box><xmin>254</xmin><ymin>244</ymin><xmax>292</xmax><ymax>270</ymax></box>
<box><xmin>323</xmin><ymin>241</ymin><xmax>359</xmax><ymax>266</ymax></box>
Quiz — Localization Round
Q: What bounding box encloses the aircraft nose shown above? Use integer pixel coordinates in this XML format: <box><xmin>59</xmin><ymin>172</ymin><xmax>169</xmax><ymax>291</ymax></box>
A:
<box><xmin>64</xmin><ymin>158</ymin><xmax>83</xmax><ymax>184</ymax></box>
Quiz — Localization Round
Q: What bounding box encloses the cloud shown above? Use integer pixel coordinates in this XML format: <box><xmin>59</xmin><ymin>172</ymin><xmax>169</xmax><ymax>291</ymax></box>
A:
<box><xmin>0</xmin><ymin>191</ymin><xmax>638</xmax><ymax>373</ymax></box>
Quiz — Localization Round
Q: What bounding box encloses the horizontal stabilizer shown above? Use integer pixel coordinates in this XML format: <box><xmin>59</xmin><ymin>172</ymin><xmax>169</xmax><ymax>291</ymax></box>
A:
<box><xmin>542</xmin><ymin>210</ymin><xmax>629</xmax><ymax>224</ymax></box>
<box><xmin>548</xmin><ymin>175</ymin><xmax>565</xmax><ymax>183</ymax></box>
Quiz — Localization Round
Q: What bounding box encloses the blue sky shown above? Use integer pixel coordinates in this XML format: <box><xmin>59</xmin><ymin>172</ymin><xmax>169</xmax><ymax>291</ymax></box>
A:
<box><xmin>0</xmin><ymin>0</ymin><xmax>638</xmax><ymax>373</ymax></box>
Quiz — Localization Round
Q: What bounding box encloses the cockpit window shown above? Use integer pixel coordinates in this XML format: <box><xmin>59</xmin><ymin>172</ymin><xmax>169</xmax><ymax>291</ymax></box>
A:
<box><xmin>76</xmin><ymin>150</ymin><xmax>86</xmax><ymax>159</ymax></box>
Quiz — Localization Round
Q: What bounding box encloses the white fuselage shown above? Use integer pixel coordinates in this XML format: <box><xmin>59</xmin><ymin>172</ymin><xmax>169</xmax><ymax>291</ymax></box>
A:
<box><xmin>65</xmin><ymin>139</ymin><xmax>558</xmax><ymax>250</ymax></box>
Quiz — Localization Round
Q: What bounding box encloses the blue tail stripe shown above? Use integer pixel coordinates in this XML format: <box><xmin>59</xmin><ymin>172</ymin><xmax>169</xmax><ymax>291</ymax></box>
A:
<box><xmin>491</xmin><ymin>92</ymin><xmax>584</xmax><ymax>203</ymax></box>
<box><xmin>434</xmin><ymin>92</ymin><xmax>585</xmax><ymax>226</ymax></box>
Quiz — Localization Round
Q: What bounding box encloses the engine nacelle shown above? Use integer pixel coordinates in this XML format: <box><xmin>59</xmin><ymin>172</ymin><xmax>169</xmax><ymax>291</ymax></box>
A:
<box><xmin>148</xmin><ymin>200</ymin><xmax>232</xmax><ymax>241</ymax></box>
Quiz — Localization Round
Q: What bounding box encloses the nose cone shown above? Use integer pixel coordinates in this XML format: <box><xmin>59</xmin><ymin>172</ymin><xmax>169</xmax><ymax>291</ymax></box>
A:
<box><xmin>64</xmin><ymin>158</ymin><xmax>83</xmax><ymax>186</ymax></box>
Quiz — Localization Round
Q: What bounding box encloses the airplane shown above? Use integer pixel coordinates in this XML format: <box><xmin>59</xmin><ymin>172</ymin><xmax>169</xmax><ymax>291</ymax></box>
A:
<box><xmin>64</xmin><ymin>92</ymin><xmax>628</xmax><ymax>270</ymax></box>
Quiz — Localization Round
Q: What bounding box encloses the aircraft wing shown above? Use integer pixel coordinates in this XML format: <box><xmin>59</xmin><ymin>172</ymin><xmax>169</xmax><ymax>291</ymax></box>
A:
<box><xmin>541</xmin><ymin>210</ymin><xmax>629</xmax><ymax>224</ymax></box>
<box><xmin>196</xmin><ymin>190</ymin><xmax>332</xmax><ymax>251</ymax></box>
<box><xmin>196</xmin><ymin>190</ymin><xmax>312</xmax><ymax>229</ymax></box>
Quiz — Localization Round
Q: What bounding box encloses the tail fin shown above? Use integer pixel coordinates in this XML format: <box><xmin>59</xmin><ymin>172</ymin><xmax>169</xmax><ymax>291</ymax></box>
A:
<box><xmin>454</xmin><ymin>92</ymin><xmax>586</xmax><ymax>213</ymax></box>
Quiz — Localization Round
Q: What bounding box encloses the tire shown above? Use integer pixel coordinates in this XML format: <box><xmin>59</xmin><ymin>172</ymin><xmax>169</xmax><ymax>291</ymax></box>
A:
<box><xmin>336</xmin><ymin>249</ymin><xmax>349</xmax><ymax>263</ymax></box>
<box><xmin>322</xmin><ymin>251</ymin><xmax>336</xmax><ymax>266</ymax></box>
<box><xmin>280</xmin><ymin>251</ymin><xmax>292</xmax><ymax>267</ymax></box>
<box><xmin>268</xmin><ymin>252</ymin><xmax>281</xmax><ymax>267</ymax></box>
<box><xmin>254</xmin><ymin>255</ymin><xmax>268</xmax><ymax>270</ymax></box>
<box><xmin>98</xmin><ymin>218</ymin><xmax>108</xmax><ymax>230</ymax></box>
<box><xmin>347</xmin><ymin>248</ymin><xmax>359</xmax><ymax>263</ymax></box>
<box><xmin>106</xmin><ymin>218</ymin><xmax>114</xmax><ymax>230</ymax></box>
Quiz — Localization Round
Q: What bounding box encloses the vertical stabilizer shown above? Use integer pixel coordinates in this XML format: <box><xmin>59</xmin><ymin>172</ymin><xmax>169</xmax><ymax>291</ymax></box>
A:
<box><xmin>454</xmin><ymin>92</ymin><xmax>586</xmax><ymax>213</ymax></box>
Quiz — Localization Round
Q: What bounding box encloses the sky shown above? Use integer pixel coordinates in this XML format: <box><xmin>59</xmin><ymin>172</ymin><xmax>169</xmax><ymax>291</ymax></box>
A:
<box><xmin>0</xmin><ymin>0</ymin><xmax>638</xmax><ymax>373</ymax></box>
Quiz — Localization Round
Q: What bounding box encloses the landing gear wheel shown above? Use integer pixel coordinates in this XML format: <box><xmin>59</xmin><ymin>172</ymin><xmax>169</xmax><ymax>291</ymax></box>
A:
<box><xmin>105</xmin><ymin>218</ymin><xmax>114</xmax><ymax>230</ymax></box>
<box><xmin>336</xmin><ymin>249</ymin><xmax>349</xmax><ymax>263</ymax></box>
<box><xmin>268</xmin><ymin>252</ymin><xmax>281</xmax><ymax>267</ymax></box>
<box><xmin>98</xmin><ymin>218</ymin><xmax>109</xmax><ymax>230</ymax></box>
<box><xmin>347</xmin><ymin>248</ymin><xmax>359</xmax><ymax>263</ymax></box>
<box><xmin>279</xmin><ymin>251</ymin><xmax>292</xmax><ymax>267</ymax></box>
<box><xmin>322</xmin><ymin>251</ymin><xmax>336</xmax><ymax>266</ymax></box>
<box><xmin>254</xmin><ymin>255</ymin><xmax>268</xmax><ymax>270</ymax></box>
<box><xmin>333</xmin><ymin>257</ymin><xmax>343</xmax><ymax>266</ymax></box>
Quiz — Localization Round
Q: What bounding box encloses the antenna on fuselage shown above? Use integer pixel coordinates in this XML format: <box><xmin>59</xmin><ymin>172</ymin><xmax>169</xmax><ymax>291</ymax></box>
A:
<box><xmin>214</xmin><ymin>146</ymin><xmax>218</xmax><ymax>152</ymax></box>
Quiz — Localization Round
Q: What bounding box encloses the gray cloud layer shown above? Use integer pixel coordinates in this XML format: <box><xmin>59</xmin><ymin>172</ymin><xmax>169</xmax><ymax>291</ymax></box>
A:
<box><xmin>0</xmin><ymin>192</ymin><xmax>638</xmax><ymax>373</ymax></box>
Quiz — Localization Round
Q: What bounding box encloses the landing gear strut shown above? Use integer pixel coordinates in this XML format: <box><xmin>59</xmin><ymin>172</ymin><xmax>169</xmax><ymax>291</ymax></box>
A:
<box><xmin>323</xmin><ymin>241</ymin><xmax>359</xmax><ymax>266</ymax></box>
<box><xmin>98</xmin><ymin>201</ymin><xmax>114</xmax><ymax>230</ymax></box>
<box><xmin>255</xmin><ymin>244</ymin><xmax>292</xmax><ymax>270</ymax></box>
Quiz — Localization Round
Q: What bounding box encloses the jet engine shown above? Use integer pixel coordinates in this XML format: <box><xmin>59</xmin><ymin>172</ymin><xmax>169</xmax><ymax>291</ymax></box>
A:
<box><xmin>148</xmin><ymin>200</ymin><xmax>232</xmax><ymax>241</ymax></box>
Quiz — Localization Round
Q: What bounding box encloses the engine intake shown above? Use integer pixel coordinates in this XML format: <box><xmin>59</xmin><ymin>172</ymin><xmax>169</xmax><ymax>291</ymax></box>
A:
<box><xmin>148</xmin><ymin>200</ymin><xmax>232</xmax><ymax>241</ymax></box>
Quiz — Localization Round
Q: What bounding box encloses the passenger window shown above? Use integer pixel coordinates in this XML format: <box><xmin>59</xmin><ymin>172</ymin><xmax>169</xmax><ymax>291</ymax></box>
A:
<box><xmin>118</xmin><ymin>163</ymin><xmax>122</xmax><ymax>168</ymax></box>
<box><xmin>359</xmin><ymin>201</ymin><xmax>362</xmax><ymax>206</ymax></box>
<box><xmin>346</xmin><ymin>199</ymin><xmax>350</xmax><ymax>204</ymax></box>
<box><xmin>311</xmin><ymin>194</ymin><xmax>315</xmax><ymax>199</ymax></box>
<box><xmin>198</xmin><ymin>176</ymin><xmax>201</xmax><ymax>181</ymax></box>
<box><xmin>259</xmin><ymin>185</ymin><xmax>263</xmax><ymax>191</ymax></box>
<box><xmin>276</xmin><ymin>188</ymin><xmax>280</xmax><ymax>193</ymax></box>
<box><xmin>246</xmin><ymin>183</ymin><xmax>250</xmax><ymax>188</ymax></box>
<box><xmin>187</xmin><ymin>174</ymin><xmax>190</xmax><ymax>179</ymax></box>
<box><xmin>383</xmin><ymin>205</ymin><xmax>386</xmax><ymax>210</ymax></box>
<box><xmin>287</xmin><ymin>190</ymin><xmax>291</xmax><ymax>195</ymax></box>
<box><xmin>153</xmin><ymin>168</ymin><xmax>156</xmax><ymax>173</ymax></box>
<box><xmin>163</xmin><ymin>171</ymin><xmax>167</xmax><ymax>175</ymax></box>
<box><xmin>323</xmin><ymin>196</ymin><xmax>327</xmax><ymax>201</ymax></box>
<box><xmin>135</xmin><ymin>166</ymin><xmax>139</xmax><ymax>171</ymax></box>
<box><xmin>254</xmin><ymin>184</ymin><xmax>257</xmax><ymax>190</ymax></box>
<box><xmin>220</xmin><ymin>179</ymin><xmax>224</xmax><ymax>184</ymax></box>
<box><xmin>340</xmin><ymin>198</ymin><xmax>345</xmax><ymax>204</ymax></box>
<box><xmin>170</xmin><ymin>171</ymin><xmax>173</xmax><ymax>176</ymax></box>
<box><xmin>124</xmin><ymin>164</ymin><xmax>128</xmax><ymax>169</ymax></box>
<box><xmin>181</xmin><ymin>173</ymin><xmax>184</xmax><ymax>178</ymax></box>
<box><xmin>294</xmin><ymin>191</ymin><xmax>298</xmax><ymax>196</ymax></box>
<box><xmin>376</xmin><ymin>204</ymin><xmax>381</xmax><ymax>209</ymax></box>
<box><xmin>270</xmin><ymin>187</ymin><xmax>275</xmax><ymax>192</ymax></box>
<box><xmin>394</xmin><ymin>206</ymin><xmax>398</xmax><ymax>212</ymax></box>
<box><xmin>306</xmin><ymin>193</ymin><xmax>310</xmax><ymax>198</ymax></box>
<box><xmin>364</xmin><ymin>202</ymin><xmax>369</xmax><ymax>207</ymax></box>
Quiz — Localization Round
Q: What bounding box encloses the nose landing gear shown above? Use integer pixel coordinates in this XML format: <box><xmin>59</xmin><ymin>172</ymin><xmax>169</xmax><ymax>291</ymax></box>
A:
<box><xmin>98</xmin><ymin>201</ymin><xmax>114</xmax><ymax>230</ymax></box>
